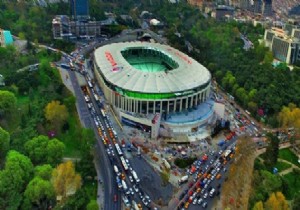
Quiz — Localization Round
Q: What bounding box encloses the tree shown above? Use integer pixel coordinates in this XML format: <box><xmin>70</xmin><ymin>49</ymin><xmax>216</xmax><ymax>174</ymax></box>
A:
<box><xmin>51</xmin><ymin>161</ymin><xmax>82</xmax><ymax>202</ymax></box>
<box><xmin>86</xmin><ymin>200</ymin><xmax>99</xmax><ymax>210</ymax></box>
<box><xmin>0</xmin><ymin>150</ymin><xmax>34</xmax><ymax>209</ymax></box>
<box><xmin>24</xmin><ymin>177</ymin><xmax>55</xmax><ymax>209</ymax></box>
<box><xmin>35</xmin><ymin>164</ymin><xmax>53</xmax><ymax>180</ymax></box>
<box><xmin>292</xmin><ymin>192</ymin><xmax>300</xmax><ymax>210</ymax></box>
<box><xmin>0</xmin><ymin>90</ymin><xmax>17</xmax><ymax>117</ymax></box>
<box><xmin>278</xmin><ymin>103</ymin><xmax>300</xmax><ymax>145</ymax></box>
<box><xmin>264</xmin><ymin>133</ymin><xmax>279</xmax><ymax>168</ymax></box>
<box><xmin>253</xmin><ymin>201</ymin><xmax>264</xmax><ymax>210</ymax></box>
<box><xmin>160</xmin><ymin>170</ymin><xmax>170</xmax><ymax>186</ymax></box>
<box><xmin>265</xmin><ymin>192</ymin><xmax>289</xmax><ymax>210</ymax></box>
<box><xmin>45</xmin><ymin>100</ymin><xmax>69</xmax><ymax>131</ymax></box>
<box><xmin>25</xmin><ymin>135</ymin><xmax>65</xmax><ymax>165</ymax></box>
<box><xmin>0</xmin><ymin>126</ymin><xmax>10</xmax><ymax>161</ymax></box>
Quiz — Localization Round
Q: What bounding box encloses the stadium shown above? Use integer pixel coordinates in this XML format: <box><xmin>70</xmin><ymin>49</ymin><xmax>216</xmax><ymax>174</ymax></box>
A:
<box><xmin>93</xmin><ymin>42</ymin><xmax>215</xmax><ymax>139</ymax></box>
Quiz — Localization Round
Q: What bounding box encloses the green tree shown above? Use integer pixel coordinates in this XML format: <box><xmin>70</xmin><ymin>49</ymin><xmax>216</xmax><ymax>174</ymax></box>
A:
<box><xmin>25</xmin><ymin>135</ymin><xmax>65</xmax><ymax>166</ymax></box>
<box><xmin>292</xmin><ymin>192</ymin><xmax>300</xmax><ymax>210</ymax></box>
<box><xmin>264</xmin><ymin>133</ymin><xmax>279</xmax><ymax>168</ymax></box>
<box><xmin>0</xmin><ymin>126</ymin><xmax>10</xmax><ymax>161</ymax></box>
<box><xmin>34</xmin><ymin>164</ymin><xmax>53</xmax><ymax>180</ymax></box>
<box><xmin>24</xmin><ymin>177</ymin><xmax>55</xmax><ymax>209</ymax></box>
<box><xmin>0</xmin><ymin>150</ymin><xmax>34</xmax><ymax>209</ymax></box>
<box><xmin>160</xmin><ymin>170</ymin><xmax>170</xmax><ymax>186</ymax></box>
<box><xmin>86</xmin><ymin>200</ymin><xmax>99</xmax><ymax>210</ymax></box>
<box><xmin>0</xmin><ymin>90</ymin><xmax>17</xmax><ymax>117</ymax></box>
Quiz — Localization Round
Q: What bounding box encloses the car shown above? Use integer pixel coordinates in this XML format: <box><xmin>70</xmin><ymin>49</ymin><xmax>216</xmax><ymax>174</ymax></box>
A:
<box><xmin>129</xmin><ymin>175</ymin><xmax>134</xmax><ymax>183</ymax></box>
<box><xmin>129</xmin><ymin>187</ymin><xmax>134</xmax><ymax>195</ymax></box>
<box><xmin>197</xmin><ymin>198</ymin><xmax>203</xmax><ymax>205</ymax></box>
<box><xmin>114</xmin><ymin>194</ymin><xmax>117</xmax><ymax>202</ymax></box>
<box><xmin>203</xmin><ymin>192</ymin><xmax>208</xmax><ymax>199</ymax></box>
<box><xmin>184</xmin><ymin>202</ymin><xmax>190</xmax><ymax>209</ymax></box>
<box><xmin>202</xmin><ymin>202</ymin><xmax>208</xmax><ymax>208</ymax></box>
<box><xmin>192</xmin><ymin>198</ymin><xmax>197</xmax><ymax>205</ymax></box>
<box><xmin>133</xmin><ymin>184</ymin><xmax>139</xmax><ymax>192</ymax></box>
<box><xmin>106</xmin><ymin>148</ymin><xmax>111</xmax><ymax>155</ymax></box>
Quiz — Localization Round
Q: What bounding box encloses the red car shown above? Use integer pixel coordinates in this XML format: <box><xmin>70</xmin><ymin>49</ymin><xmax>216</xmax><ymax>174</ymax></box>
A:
<box><xmin>114</xmin><ymin>194</ymin><xmax>117</xmax><ymax>202</ymax></box>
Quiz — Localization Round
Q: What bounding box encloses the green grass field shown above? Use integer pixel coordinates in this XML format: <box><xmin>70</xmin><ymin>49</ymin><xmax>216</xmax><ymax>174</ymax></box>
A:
<box><xmin>278</xmin><ymin>148</ymin><xmax>300</xmax><ymax>167</ymax></box>
<box><xmin>274</xmin><ymin>161</ymin><xmax>292</xmax><ymax>172</ymax></box>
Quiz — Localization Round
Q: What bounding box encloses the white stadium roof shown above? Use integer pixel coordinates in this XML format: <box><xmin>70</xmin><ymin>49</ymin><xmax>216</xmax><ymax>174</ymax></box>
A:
<box><xmin>94</xmin><ymin>42</ymin><xmax>211</xmax><ymax>93</ymax></box>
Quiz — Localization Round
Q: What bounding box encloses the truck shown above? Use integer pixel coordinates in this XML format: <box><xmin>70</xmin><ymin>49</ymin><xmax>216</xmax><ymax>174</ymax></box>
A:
<box><xmin>132</xmin><ymin>170</ymin><xmax>140</xmax><ymax>183</ymax></box>
<box><xmin>122</xmin><ymin>180</ymin><xmax>128</xmax><ymax>191</ymax></box>
<box><xmin>178</xmin><ymin>175</ymin><xmax>189</xmax><ymax>185</ymax></box>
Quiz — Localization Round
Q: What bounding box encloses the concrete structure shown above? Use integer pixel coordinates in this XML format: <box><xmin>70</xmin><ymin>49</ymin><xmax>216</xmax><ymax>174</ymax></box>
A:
<box><xmin>264</xmin><ymin>27</ymin><xmax>300</xmax><ymax>64</ymax></box>
<box><xmin>0</xmin><ymin>29</ymin><xmax>13</xmax><ymax>47</ymax></box>
<box><xmin>52</xmin><ymin>15</ymin><xmax>101</xmax><ymax>39</ymax></box>
<box><xmin>93</xmin><ymin>42</ymin><xmax>213</xmax><ymax>138</ymax></box>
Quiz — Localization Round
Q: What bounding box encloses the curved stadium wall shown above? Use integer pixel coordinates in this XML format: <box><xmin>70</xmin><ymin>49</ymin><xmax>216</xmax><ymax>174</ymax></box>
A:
<box><xmin>93</xmin><ymin>42</ymin><xmax>211</xmax><ymax>116</ymax></box>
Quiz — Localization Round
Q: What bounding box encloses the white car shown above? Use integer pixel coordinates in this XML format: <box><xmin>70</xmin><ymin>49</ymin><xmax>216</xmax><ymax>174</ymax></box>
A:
<box><xmin>192</xmin><ymin>198</ymin><xmax>197</xmax><ymax>205</ymax></box>
<box><xmin>203</xmin><ymin>192</ymin><xmax>208</xmax><ymax>199</ymax></box>
<box><xmin>129</xmin><ymin>175</ymin><xmax>134</xmax><ymax>183</ymax></box>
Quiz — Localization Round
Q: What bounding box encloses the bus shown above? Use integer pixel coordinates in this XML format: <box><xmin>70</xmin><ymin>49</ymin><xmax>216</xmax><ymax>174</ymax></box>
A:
<box><xmin>120</xmin><ymin>156</ymin><xmax>128</xmax><ymax>171</ymax></box>
<box><xmin>115</xmin><ymin>144</ymin><xmax>123</xmax><ymax>156</ymax></box>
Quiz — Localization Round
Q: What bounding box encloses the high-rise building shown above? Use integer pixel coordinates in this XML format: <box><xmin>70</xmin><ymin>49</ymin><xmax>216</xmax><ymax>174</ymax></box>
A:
<box><xmin>52</xmin><ymin>15</ymin><xmax>101</xmax><ymax>40</ymax></box>
<box><xmin>70</xmin><ymin>0</ymin><xmax>89</xmax><ymax>20</ymax></box>
<box><xmin>262</xmin><ymin>0</ymin><xmax>272</xmax><ymax>16</ymax></box>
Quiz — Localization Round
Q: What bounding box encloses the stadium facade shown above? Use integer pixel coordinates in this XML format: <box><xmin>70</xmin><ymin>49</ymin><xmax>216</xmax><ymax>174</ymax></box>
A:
<box><xmin>93</xmin><ymin>42</ymin><xmax>214</xmax><ymax>139</ymax></box>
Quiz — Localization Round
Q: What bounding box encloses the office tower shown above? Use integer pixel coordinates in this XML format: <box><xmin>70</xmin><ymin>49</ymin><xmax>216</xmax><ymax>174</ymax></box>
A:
<box><xmin>262</xmin><ymin>0</ymin><xmax>272</xmax><ymax>16</ymax></box>
<box><xmin>70</xmin><ymin>0</ymin><xmax>89</xmax><ymax>20</ymax></box>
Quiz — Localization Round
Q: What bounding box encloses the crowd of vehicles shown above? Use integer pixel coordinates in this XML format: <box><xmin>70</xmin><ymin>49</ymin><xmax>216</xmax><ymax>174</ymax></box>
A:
<box><xmin>177</xmin><ymin>140</ymin><xmax>237</xmax><ymax>210</ymax></box>
<box><xmin>77</xmin><ymin>65</ymin><xmax>153</xmax><ymax>209</ymax></box>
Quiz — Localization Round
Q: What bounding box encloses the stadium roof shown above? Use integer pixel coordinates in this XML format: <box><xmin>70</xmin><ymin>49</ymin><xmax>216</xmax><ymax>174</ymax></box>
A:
<box><xmin>94</xmin><ymin>42</ymin><xmax>211</xmax><ymax>94</ymax></box>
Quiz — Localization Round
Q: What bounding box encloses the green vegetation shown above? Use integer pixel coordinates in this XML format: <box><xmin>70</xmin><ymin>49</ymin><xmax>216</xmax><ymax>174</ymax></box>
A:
<box><xmin>282</xmin><ymin>169</ymin><xmax>300</xmax><ymax>200</ymax></box>
<box><xmin>174</xmin><ymin>157</ymin><xmax>197</xmax><ymax>168</ymax></box>
<box><xmin>279</xmin><ymin>148</ymin><xmax>300</xmax><ymax>167</ymax></box>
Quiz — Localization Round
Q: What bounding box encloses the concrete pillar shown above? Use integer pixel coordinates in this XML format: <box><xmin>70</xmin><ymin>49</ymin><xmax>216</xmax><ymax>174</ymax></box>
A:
<box><xmin>179</xmin><ymin>99</ymin><xmax>183</xmax><ymax>112</ymax></box>
<box><xmin>185</xmin><ymin>97</ymin><xmax>188</xmax><ymax>109</ymax></box>
<box><xmin>153</xmin><ymin>101</ymin><xmax>156</xmax><ymax>114</ymax></box>
<box><xmin>174</xmin><ymin>99</ymin><xmax>177</xmax><ymax>112</ymax></box>
<box><xmin>147</xmin><ymin>101</ymin><xmax>149</xmax><ymax>115</ymax></box>
<box><xmin>160</xmin><ymin>101</ymin><xmax>163</xmax><ymax>114</ymax></box>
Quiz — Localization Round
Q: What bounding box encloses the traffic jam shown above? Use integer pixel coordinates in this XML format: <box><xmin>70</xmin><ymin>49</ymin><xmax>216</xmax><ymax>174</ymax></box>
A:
<box><xmin>176</xmin><ymin>135</ymin><xmax>237</xmax><ymax>210</ymax></box>
<box><xmin>75</xmin><ymin>60</ymin><xmax>154</xmax><ymax>209</ymax></box>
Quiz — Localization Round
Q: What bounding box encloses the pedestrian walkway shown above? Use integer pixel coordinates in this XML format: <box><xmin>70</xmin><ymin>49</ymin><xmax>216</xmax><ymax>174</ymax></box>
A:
<box><xmin>58</xmin><ymin>67</ymin><xmax>74</xmax><ymax>94</ymax></box>
<box><xmin>278</xmin><ymin>158</ymin><xmax>300</xmax><ymax>176</ymax></box>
